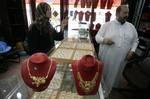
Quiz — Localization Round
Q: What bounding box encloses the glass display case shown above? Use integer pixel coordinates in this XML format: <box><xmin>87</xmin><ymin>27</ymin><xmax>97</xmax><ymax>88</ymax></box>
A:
<box><xmin>0</xmin><ymin>64</ymin><xmax>104</xmax><ymax>99</ymax></box>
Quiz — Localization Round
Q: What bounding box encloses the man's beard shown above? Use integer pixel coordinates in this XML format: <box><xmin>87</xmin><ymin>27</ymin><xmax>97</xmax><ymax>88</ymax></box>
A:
<box><xmin>120</xmin><ymin>17</ymin><xmax>127</xmax><ymax>24</ymax></box>
<box><xmin>120</xmin><ymin>19</ymin><xmax>126</xmax><ymax>24</ymax></box>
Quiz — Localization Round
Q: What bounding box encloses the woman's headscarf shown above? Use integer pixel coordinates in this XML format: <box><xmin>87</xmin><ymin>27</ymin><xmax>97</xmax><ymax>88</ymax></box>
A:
<box><xmin>35</xmin><ymin>2</ymin><xmax>51</xmax><ymax>25</ymax></box>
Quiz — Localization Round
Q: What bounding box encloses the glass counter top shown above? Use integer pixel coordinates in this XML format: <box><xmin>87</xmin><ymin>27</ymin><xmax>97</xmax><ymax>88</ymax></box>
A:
<box><xmin>0</xmin><ymin>74</ymin><xmax>33</xmax><ymax>99</ymax></box>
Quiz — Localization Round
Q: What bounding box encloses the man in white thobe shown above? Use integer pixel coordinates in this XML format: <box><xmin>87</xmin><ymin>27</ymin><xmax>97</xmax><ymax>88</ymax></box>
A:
<box><xmin>95</xmin><ymin>5</ymin><xmax>139</xmax><ymax>98</ymax></box>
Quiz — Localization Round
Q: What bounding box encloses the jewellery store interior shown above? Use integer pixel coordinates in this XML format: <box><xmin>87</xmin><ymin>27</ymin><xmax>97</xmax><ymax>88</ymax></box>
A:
<box><xmin>0</xmin><ymin>0</ymin><xmax>150</xmax><ymax>99</ymax></box>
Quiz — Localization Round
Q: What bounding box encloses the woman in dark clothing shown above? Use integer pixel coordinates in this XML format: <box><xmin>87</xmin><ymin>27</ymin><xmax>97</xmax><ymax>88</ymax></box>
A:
<box><xmin>27</xmin><ymin>2</ymin><xmax>68</xmax><ymax>55</ymax></box>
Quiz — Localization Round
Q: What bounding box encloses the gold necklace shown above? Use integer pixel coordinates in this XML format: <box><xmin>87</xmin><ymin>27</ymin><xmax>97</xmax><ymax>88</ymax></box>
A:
<box><xmin>77</xmin><ymin>63</ymin><xmax>99</xmax><ymax>93</ymax></box>
<box><xmin>27</xmin><ymin>58</ymin><xmax>52</xmax><ymax>87</ymax></box>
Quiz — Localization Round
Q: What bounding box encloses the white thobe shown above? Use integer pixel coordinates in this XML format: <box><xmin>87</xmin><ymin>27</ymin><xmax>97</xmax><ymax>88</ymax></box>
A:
<box><xmin>95</xmin><ymin>20</ymin><xmax>139</xmax><ymax>97</ymax></box>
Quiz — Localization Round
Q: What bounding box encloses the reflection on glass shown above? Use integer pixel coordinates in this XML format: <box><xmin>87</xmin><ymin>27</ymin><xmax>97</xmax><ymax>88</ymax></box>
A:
<box><xmin>16</xmin><ymin>92</ymin><xmax>22</xmax><ymax>99</ymax></box>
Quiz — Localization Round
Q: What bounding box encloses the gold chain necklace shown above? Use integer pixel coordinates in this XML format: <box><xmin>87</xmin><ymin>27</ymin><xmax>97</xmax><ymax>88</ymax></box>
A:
<box><xmin>77</xmin><ymin>63</ymin><xmax>99</xmax><ymax>93</ymax></box>
<box><xmin>27</xmin><ymin>58</ymin><xmax>52</xmax><ymax>87</ymax></box>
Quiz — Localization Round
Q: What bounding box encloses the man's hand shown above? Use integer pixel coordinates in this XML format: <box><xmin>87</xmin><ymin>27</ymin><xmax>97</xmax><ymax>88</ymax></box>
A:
<box><xmin>127</xmin><ymin>51</ymin><xmax>134</xmax><ymax>61</ymax></box>
<box><xmin>103</xmin><ymin>38</ymin><xmax>114</xmax><ymax>45</ymax></box>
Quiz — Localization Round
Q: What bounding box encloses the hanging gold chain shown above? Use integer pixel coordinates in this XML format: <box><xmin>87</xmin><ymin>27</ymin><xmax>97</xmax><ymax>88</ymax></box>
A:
<box><xmin>27</xmin><ymin>58</ymin><xmax>52</xmax><ymax>87</ymax></box>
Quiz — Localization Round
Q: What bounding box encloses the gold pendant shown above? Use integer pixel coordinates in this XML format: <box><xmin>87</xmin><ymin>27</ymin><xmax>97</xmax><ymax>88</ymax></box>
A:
<box><xmin>79</xmin><ymin>81</ymin><xmax>96</xmax><ymax>93</ymax></box>
<box><xmin>30</xmin><ymin>76</ymin><xmax>46</xmax><ymax>87</ymax></box>
<box><xmin>77</xmin><ymin>71</ymin><xmax>98</xmax><ymax>93</ymax></box>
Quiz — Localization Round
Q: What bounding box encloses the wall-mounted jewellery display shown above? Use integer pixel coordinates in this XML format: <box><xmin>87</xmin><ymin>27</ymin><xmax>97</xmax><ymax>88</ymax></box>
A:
<box><xmin>105</xmin><ymin>11</ymin><xmax>112</xmax><ymax>22</ymax></box>
<box><xmin>70</xmin><ymin>10</ymin><xmax>74</xmax><ymax>17</ymax></box>
<box><xmin>100</xmin><ymin>0</ymin><xmax>114</xmax><ymax>9</ymax></box>
<box><xmin>85</xmin><ymin>11</ymin><xmax>91</xmax><ymax>21</ymax></box>
<box><xmin>78</xmin><ymin>11</ymin><xmax>84</xmax><ymax>21</ymax></box>
<box><xmin>92</xmin><ymin>0</ymin><xmax>99</xmax><ymax>8</ymax></box>
<box><xmin>70</xmin><ymin>9</ymin><xmax>92</xmax><ymax>23</ymax></box>
<box><xmin>70</xmin><ymin>0</ymin><xmax>120</xmax><ymax>30</ymax></box>
<box><xmin>91</xmin><ymin>12</ymin><xmax>96</xmax><ymax>22</ymax></box>
<box><xmin>86</xmin><ymin>0</ymin><xmax>92</xmax><ymax>8</ymax></box>
<box><xmin>72</xmin><ymin>10</ymin><xmax>78</xmax><ymax>20</ymax></box>
<box><xmin>74</xmin><ymin>0</ymin><xmax>85</xmax><ymax>8</ymax></box>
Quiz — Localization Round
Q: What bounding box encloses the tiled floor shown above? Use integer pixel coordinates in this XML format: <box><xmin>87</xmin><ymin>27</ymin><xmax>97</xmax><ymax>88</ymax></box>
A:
<box><xmin>109</xmin><ymin>63</ymin><xmax>150</xmax><ymax>99</ymax></box>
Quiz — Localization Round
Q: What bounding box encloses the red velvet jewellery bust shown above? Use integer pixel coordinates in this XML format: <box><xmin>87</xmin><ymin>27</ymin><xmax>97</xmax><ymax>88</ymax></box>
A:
<box><xmin>21</xmin><ymin>53</ymin><xmax>56</xmax><ymax>92</ymax></box>
<box><xmin>71</xmin><ymin>55</ymin><xmax>103</xmax><ymax>95</ymax></box>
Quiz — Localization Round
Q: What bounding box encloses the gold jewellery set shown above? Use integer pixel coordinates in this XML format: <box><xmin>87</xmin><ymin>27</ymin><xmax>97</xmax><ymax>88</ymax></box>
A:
<box><xmin>77</xmin><ymin>63</ymin><xmax>99</xmax><ymax>93</ymax></box>
<box><xmin>27</xmin><ymin>59</ymin><xmax>52</xmax><ymax>87</ymax></box>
